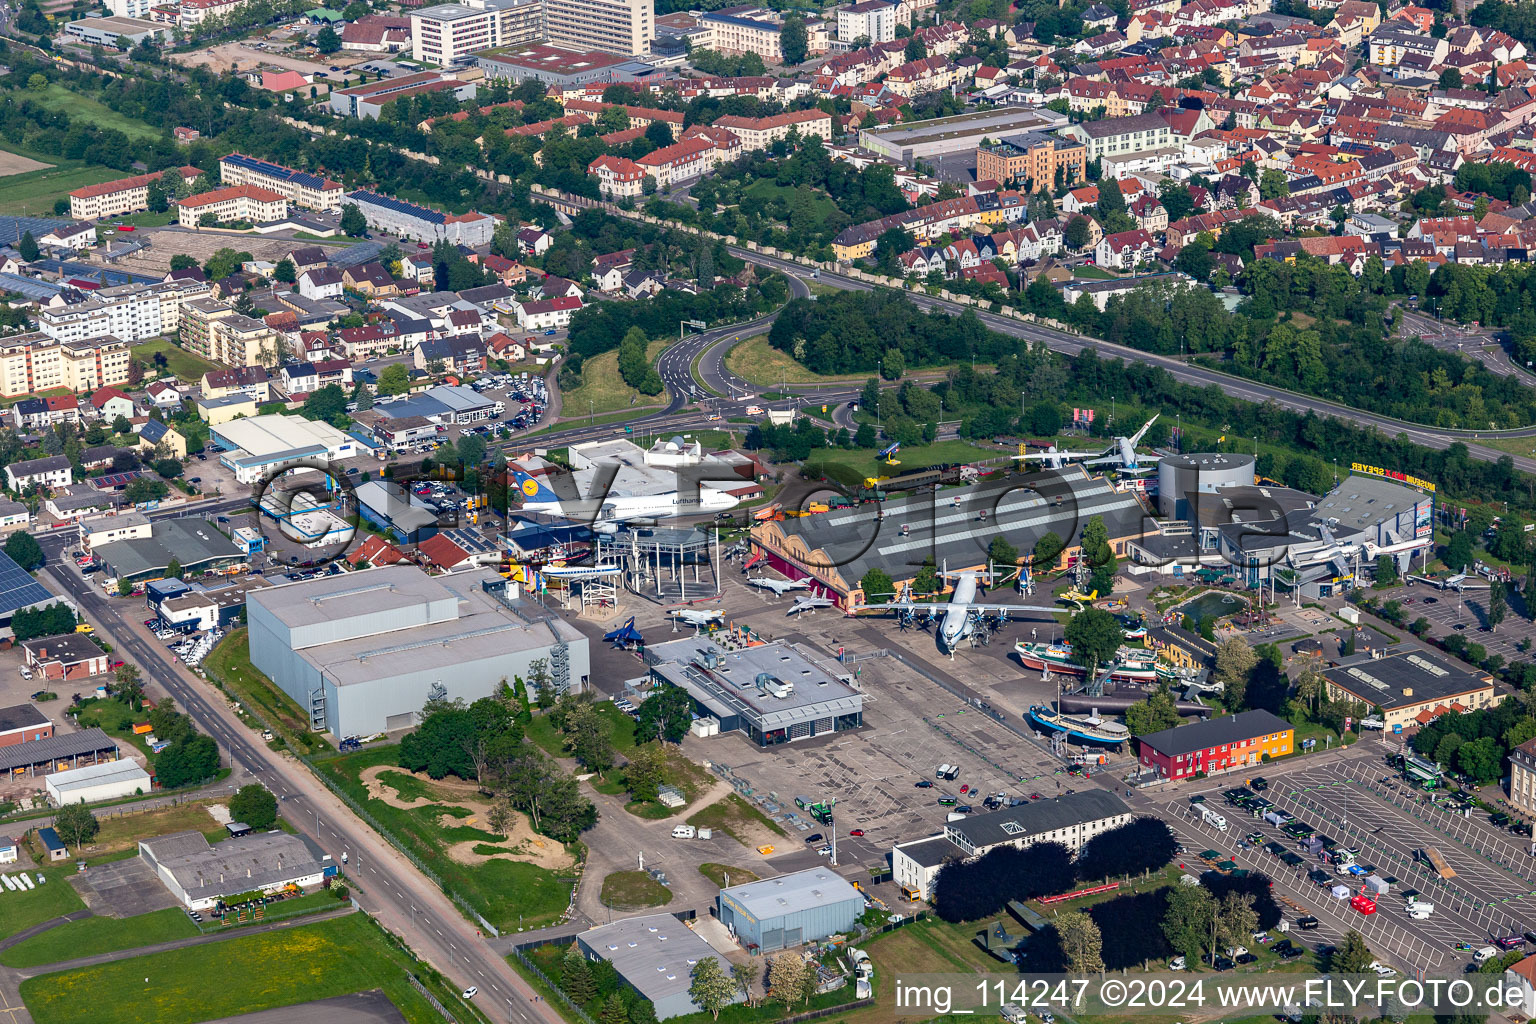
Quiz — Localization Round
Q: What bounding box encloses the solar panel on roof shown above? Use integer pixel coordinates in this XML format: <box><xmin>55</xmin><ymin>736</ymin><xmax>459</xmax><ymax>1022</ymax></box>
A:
<box><xmin>347</xmin><ymin>189</ymin><xmax>446</xmax><ymax>225</ymax></box>
<box><xmin>0</xmin><ymin>549</ymin><xmax>57</xmax><ymax>617</ymax></box>
<box><xmin>223</xmin><ymin>154</ymin><xmax>330</xmax><ymax>192</ymax></box>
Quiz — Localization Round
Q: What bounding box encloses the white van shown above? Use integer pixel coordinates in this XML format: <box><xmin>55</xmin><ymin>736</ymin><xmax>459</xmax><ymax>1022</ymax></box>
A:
<box><xmin>1473</xmin><ymin>946</ymin><xmax>1500</xmax><ymax>965</ymax></box>
<box><xmin>671</xmin><ymin>825</ymin><xmax>696</xmax><ymax>839</ymax></box>
<box><xmin>1198</xmin><ymin>805</ymin><xmax>1228</xmax><ymax>831</ymax></box>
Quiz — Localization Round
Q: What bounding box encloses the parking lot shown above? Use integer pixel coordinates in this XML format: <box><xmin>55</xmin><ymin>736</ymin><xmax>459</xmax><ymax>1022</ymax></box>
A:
<box><xmin>1372</xmin><ymin>581</ymin><xmax>1536</xmax><ymax>664</ymax></box>
<box><xmin>1163</xmin><ymin>753</ymin><xmax>1536</xmax><ymax>973</ymax></box>
<box><xmin>73</xmin><ymin>857</ymin><xmax>181</xmax><ymax>918</ymax></box>
<box><xmin>707</xmin><ymin>633</ymin><xmax>1100</xmax><ymax>871</ymax></box>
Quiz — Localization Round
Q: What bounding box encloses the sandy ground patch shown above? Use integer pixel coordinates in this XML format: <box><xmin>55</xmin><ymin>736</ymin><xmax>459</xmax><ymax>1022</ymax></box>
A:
<box><xmin>361</xmin><ymin>764</ymin><xmax>574</xmax><ymax>871</ymax></box>
<box><xmin>0</xmin><ymin>151</ymin><xmax>53</xmax><ymax>177</ymax></box>
<box><xmin>206</xmin><ymin>802</ymin><xmax>232</xmax><ymax>824</ymax></box>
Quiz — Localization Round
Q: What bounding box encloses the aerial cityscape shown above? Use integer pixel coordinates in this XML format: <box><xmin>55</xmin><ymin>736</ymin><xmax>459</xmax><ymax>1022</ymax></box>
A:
<box><xmin>6</xmin><ymin>0</ymin><xmax>1536</xmax><ymax>1021</ymax></box>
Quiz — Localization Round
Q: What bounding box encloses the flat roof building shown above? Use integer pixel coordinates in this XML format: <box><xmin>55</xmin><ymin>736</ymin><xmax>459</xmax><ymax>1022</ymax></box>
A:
<box><xmin>94</xmin><ymin>518</ymin><xmax>246</xmax><ymax>585</ymax></box>
<box><xmin>0</xmin><ymin>728</ymin><xmax>118</xmax><ymax>778</ymax></box>
<box><xmin>140</xmin><ymin>830</ymin><xmax>333</xmax><ymax>910</ymax></box>
<box><xmin>0</xmin><ymin>703</ymin><xmax>52</xmax><ymax>747</ymax></box>
<box><xmin>410</xmin><ymin>0</ymin><xmax>542</xmax><ymax>65</ymax></box>
<box><xmin>62</xmin><ymin>15</ymin><xmax>167</xmax><ymax>47</ymax></box>
<box><xmin>46</xmin><ymin>758</ymin><xmax>152</xmax><ymax>806</ymax></box>
<box><xmin>576</xmin><ymin>914</ymin><xmax>740</xmax><ymax>1020</ymax></box>
<box><xmin>1322</xmin><ymin>646</ymin><xmax>1500</xmax><ymax>732</ymax></box>
<box><xmin>210</xmin><ymin>414</ymin><xmax>358</xmax><ymax>485</ymax></box>
<box><xmin>859</xmin><ymin>106</ymin><xmax>1066</xmax><ymax>162</ymax></box>
<box><xmin>644</xmin><ymin>638</ymin><xmax>862</xmax><ymax>747</ymax></box>
<box><xmin>477</xmin><ymin>43</ymin><xmax>658</xmax><ymax>87</ymax></box>
<box><xmin>717</xmin><ymin>868</ymin><xmax>863</xmax><ymax>953</ymax></box>
<box><xmin>893</xmin><ymin>789</ymin><xmax>1133</xmax><ymax>899</ymax></box>
<box><xmin>247</xmin><ymin>565</ymin><xmax>590</xmax><ymax>736</ymax></box>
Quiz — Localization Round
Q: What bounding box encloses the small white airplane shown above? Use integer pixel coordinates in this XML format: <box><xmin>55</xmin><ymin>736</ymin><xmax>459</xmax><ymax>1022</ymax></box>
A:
<box><xmin>672</xmin><ymin>608</ymin><xmax>726</xmax><ymax>628</ymax></box>
<box><xmin>748</xmin><ymin>576</ymin><xmax>809</xmax><ymax>596</ymax></box>
<box><xmin>1014</xmin><ymin>415</ymin><xmax>1163</xmax><ymax>475</ymax></box>
<box><xmin>788</xmin><ymin>593</ymin><xmax>835</xmax><ymax>616</ymax></box>
<box><xmin>883</xmin><ymin>563</ymin><xmax>1058</xmax><ymax>652</ymax></box>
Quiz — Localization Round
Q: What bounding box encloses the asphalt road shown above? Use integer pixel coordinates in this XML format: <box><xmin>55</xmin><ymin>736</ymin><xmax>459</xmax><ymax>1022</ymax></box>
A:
<box><xmin>723</xmin><ymin>248</ymin><xmax>1536</xmax><ymax>473</ymax></box>
<box><xmin>34</xmin><ymin>533</ymin><xmax>555</xmax><ymax>1024</ymax></box>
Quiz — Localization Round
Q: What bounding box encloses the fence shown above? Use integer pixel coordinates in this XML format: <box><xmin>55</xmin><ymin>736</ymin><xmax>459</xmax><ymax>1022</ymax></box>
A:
<box><xmin>511</xmin><ymin>948</ymin><xmax>598</xmax><ymax>1024</ymax></box>
<box><xmin>777</xmin><ymin>999</ymin><xmax>876</xmax><ymax>1024</ymax></box>
<box><xmin>302</xmin><ymin>754</ymin><xmax>501</xmax><ymax>938</ymax></box>
<box><xmin>408</xmin><ymin>973</ymin><xmax>462</xmax><ymax>1024</ymax></box>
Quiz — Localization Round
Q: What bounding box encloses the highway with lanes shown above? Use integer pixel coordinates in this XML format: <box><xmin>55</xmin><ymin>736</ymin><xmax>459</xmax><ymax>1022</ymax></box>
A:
<box><xmin>532</xmin><ymin>189</ymin><xmax>1536</xmax><ymax>470</ymax></box>
<box><xmin>33</xmin><ymin>531</ymin><xmax>557</xmax><ymax>1024</ymax></box>
<box><xmin>721</xmin><ymin>247</ymin><xmax>1536</xmax><ymax>472</ymax></box>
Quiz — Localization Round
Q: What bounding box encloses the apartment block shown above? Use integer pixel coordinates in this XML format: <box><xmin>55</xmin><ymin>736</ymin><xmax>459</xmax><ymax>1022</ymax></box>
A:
<box><xmin>588</xmin><ymin>155</ymin><xmax>648</xmax><ymax>197</ymax></box>
<box><xmin>545</xmin><ymin>0</ymin><xmax>653</xmax><ymax>56</ymax></box>
<box><xmin>1062</xmin><ymin>113</ymin><xmax>1173</xmax><ymax>161</ymax></box>
<box><xmin>69</xmin><ymin>166</ymin><xmax>202</xmax><ymax>221</ymax></box>
<box><xmin>180</xmin><ymin>299</ymin><xmax>234</xmax><ymax>365</ymax></box>
<box><xmin>209</xmin><ymin>315</ymin><xmax>281</xmax><ymax>368</ymax></box>
<box><xmin>218</xmin><ymin>154</ymin><xmax>344</xmax><ymax>212</ymax></box>
<box><xmin>176</xmin><ymin>184</ymin><xmax>289</xmax><ymax>227</ymax></box>
<box><xmin>837</xmin><ymin>0</ymin><xmax>897</xmax><ymax>43</ymax></box>
<box><xmin>700</xmin><ymin>8</ymin><xmax>784</xmax><ymax>62</ymax></box>
<box><xmin>410</xmin><ymin>0</ymin><xmax>543</xmax><ymax>64</ymax></box>
<box><xmin>976</xmin><ymin>132</ymin><xmax>1087</xmax><ymax>189</ymax></box>
<box><xmin>178</xmin><ymin>0</ymin><xmax>246</xmax><ymax>26</ymax></box>
<box><xmin>0</xmin><ymin>333</ymin><xmax>132</xmax><ymax>399</ymax></box>
<box><xmin>712</xmin><ymin>109</ymin><xmax>833</xmax><ymax>151</ymax></box>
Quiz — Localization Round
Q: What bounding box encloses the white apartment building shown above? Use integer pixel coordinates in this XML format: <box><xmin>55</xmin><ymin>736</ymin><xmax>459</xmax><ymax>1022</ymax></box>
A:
<box><xmin>0</xmin><ymin>333</ymin><xmax>133</xmax><ymax>399</ymax></box>
<box><xmin>177</xmin><ymin>184</ymin><xmax>289</xmax><ymax>227</ymax></box>
<box><xmin>712</xmin><ymin>109</ymin><xmax>833</xmax><ymax>151</ymax></box>
<box><xmin>411</xmin><ymin>0</ymin><xmax>542</xmax><ymax>64</ymax></box>
<box><xmin>700</xmin><ymin>8</ymin><xmax>784</xmax><ymax>61</ymax></box>
<box><xmin>545</xmin><ymin>0</ymin><xmax>652</xmax><ymax>56</ymax></box>
<box><xmin>36</xmin><ymin>279</ymin><xmax>209</xmax><ymax>347</ymax></box>
<box><xmin>218</xmin><ymin>154</ymin><xmax>344</xmax><ymax>212</ymax></box>
<box><xmin>208</xmin><ymin>315</ymin><xmax>281</xmax><ymax>368</ymax></box>
<box><xmin>178</xmin><ymin>0</ymin><xmax>247</xmax><ymax>27</ymax></box>
<box><xmin>106</xmin><ymin>0</ymin><xmax>154</xmax><ymax>19</ymax></box>
<box><xmin>837</xmin><ymin>0</ymin><xmax>898</xmax><ymax>43</ymax></box>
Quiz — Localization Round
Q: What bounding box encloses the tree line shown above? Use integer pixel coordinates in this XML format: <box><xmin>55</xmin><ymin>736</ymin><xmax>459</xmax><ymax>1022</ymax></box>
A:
<box><xmin>932</xmin><ymin>817</ymin><xmax>1178</xmax><ymax>923</ymax></box>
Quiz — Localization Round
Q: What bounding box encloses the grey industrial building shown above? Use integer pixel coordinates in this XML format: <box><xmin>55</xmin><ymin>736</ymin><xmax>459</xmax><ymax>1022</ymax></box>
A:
<box><xmin>576</xmin><ymin>914</ymin><xmax>740</xmax><ymax>1020</ymax></box>
<box><xmin>356</xmin><ymin>480</ymin><xmax>443</xmax><ymax>544</ymax></box>
<box><xmin>643</xmin><ymin>638</ymin><xmax>862</xmax><ymax>747</ymax></box>
<box><xmin>247</xmin><ymin>565</ymin><xmax>589</xmax><ymax>736</ymax></box>
<box><xmin>140</xmin><ymin>830</ymin><xmax>334</xmax><ymax>911</ymax></box>
<box><xmin>374</xmin><ymin>384</ymin><xmax>496</xmax><ymax>425</ymax></box>
<box><xmin>342</xmin><ymin>190</ymin><xmax>497</xmax><ymax>247</ymax></box>
<box><xmin>1156</xmin><ymin>452</ymin><xmax>1257</xmax><ymax>520</ymax></box>
<box><xmin>62</xmin><ymin>15</ymin><xmax>167</xmax><ymax>47</ymax></box>
<box><xmin>93</xmin><ymin>519</ymin><xmax>246</xmax><ymax>585</ymax></box>
<box><xmin>858</xmin><ymin>106</ymin><xmax>1066</xmax><ymax>162</ymax></box>
<box><xmin>716</xmin><ymin>868</ymin><xmax>864</xmax><ymax>953</ymax></box>
<box><xmin>891</xmin><ymin>789</ymin><xmax>1134</xmax><ymax>900</ymax></box>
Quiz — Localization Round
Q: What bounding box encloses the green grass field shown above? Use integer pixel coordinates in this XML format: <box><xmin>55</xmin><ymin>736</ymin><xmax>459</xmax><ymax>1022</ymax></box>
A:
<box><xmin>0</xmin><ymin>908</ymin><xmax>197</xmax><ymax>969</ymax></box>
<box><xmin>524</xmin><ymin>703</ymin><xmax>636</xmax><ymax>759</ymax></box>
<box><xmin>0</xmin><ymin>873</ymin><xmax>87</xmax><ymax>942</ymax></box>
<box><xmin>562</xmin><ymin>340</ymin><xmax>670</xmax><ymax>417</ymax></box>
<box><xmin>724</xmin><ymin>335</ymin><xmax>869</xmax><ymax>387</ymax></box>
<box><xmin>740</xmin><ymin>179</ymin><xmax>838</xmax><ymax>222</ymax></box>
<box><xmin>204</xmin><ymin>630</ymin><xmax>323</xmax><ymax>753</ymax></box>
<box><xmin>18</xmin><ymin>913</ymin><xmax>457</xmax><ymax>1024</ymax></box>
<box><xmin>129</xmin><ymin>339</ymin><xmax>221</xmax><ymax>383</ymax></box>
<box><xmin>28</xmin><ymin>83</ymin><xmax>163</xmax><ymax>142</ymax></box>
<box><xmin>806</xmin><ymin>440</ymin><xmax>998</xmax><ymax>482</ymax></box>
<box><xmin>598</xmin><ymin>870</ymin><xmax>672</xmax><ymax>910</ymax></box>
<box><xmin>317</xmin><ymin>746</ymin><xmax>573</xmax><ymax>931</ymax></box>
<box><xmin>0</xmin><ymin>159</ymin><xmax>118</xmax><ymax>216</ymax></box>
